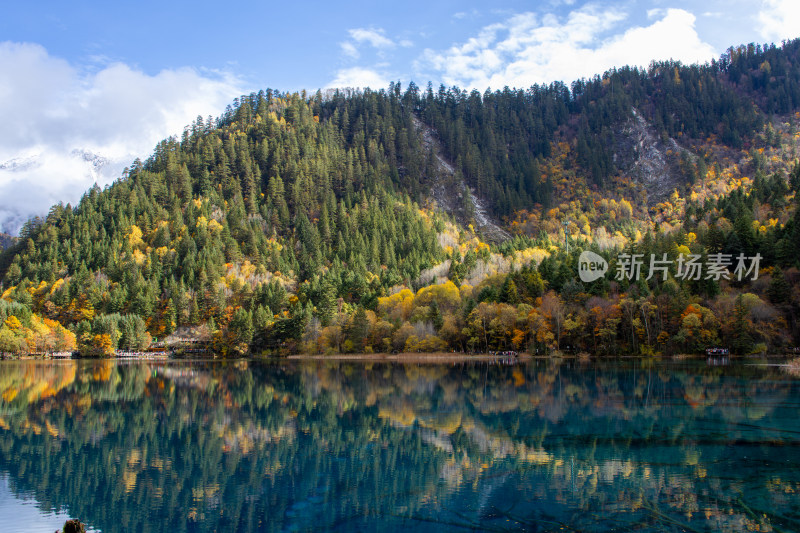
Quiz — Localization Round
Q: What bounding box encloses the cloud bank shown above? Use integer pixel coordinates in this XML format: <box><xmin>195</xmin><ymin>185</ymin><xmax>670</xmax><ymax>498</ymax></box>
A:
<box><xmin>418</xmin><ymin>6</ymin><xmax>717</xmax><ymax>89</ymax></box>
<box><xmin>758</xmin><ymin>0</ymin><xmax>800</xmax><ymax>42</ymax></box>
<box><xmin>0</xmin><ymin>42</ymin><xmax>242</xmax><ymax>234</ymax></box>
<box><xmin>327</xmin><ymin>67</ymin><xmax>392</xmax><ymax>90</ymax></box>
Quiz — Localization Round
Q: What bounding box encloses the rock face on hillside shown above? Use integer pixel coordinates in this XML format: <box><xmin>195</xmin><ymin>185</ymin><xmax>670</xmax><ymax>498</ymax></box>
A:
<box><xmin>414</xmin><ymin>116</ymin><xmax>510</xmax><ymax>243</ymax></box>
<box><xmin>613</xmin><ymin>108</ymin><xmax>690</xmax><ymax>205</ymax></box>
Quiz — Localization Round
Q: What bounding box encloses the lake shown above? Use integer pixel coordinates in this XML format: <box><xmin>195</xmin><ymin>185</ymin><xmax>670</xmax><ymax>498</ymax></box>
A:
<box><xmin>0</xmin><ymin>357</ymin><xmax>799</xmax><ymax>532</ymax></box>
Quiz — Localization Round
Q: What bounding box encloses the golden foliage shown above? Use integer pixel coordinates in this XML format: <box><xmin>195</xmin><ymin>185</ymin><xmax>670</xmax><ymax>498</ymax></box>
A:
<box><xmin>127</xmin><ymin>225</ymin><xmax>144</xmax><ymax>248</ymax></box>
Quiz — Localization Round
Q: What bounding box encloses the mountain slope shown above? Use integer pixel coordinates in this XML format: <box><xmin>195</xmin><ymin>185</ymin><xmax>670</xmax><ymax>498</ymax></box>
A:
<box><xmin>2</xmin><ymin>40</ymin><xmax>800</xmax><ymax>356</ymax></box>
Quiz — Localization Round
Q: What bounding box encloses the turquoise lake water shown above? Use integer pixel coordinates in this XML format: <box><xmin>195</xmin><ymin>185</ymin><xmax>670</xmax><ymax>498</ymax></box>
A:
<box><xmin>0</xmin><ymin>357</ymin><xmax>799</xmax><ymax>532</ymax></box>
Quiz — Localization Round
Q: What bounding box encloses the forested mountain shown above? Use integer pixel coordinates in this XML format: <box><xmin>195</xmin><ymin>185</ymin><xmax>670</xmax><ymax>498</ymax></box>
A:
<box><xmin>2</xmin><ymin>40</ymin><xmax>800</xmax><ymax>356</ymax></box>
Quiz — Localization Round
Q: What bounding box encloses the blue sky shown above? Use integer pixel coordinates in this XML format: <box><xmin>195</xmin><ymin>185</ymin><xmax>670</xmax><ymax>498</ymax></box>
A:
<box><xmin>0</xmin><ymin>0</ymin><xmax>799</xmax><ymax>232</ymax></box>
<box><xmin>4</xmin><ymin>0</ymin><xmax>795</xmax><ymax>91</ymax></box>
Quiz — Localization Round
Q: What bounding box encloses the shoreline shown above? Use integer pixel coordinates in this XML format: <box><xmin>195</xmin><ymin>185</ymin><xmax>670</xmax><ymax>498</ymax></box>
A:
<box><xmin>0</xmin><ymin>352</ymin><xmax>793</xmax><ymax>364</ymax></box>
<box><xmin>286</xmin><ymin>352</ymin><xmax>527</xmax><ymax>362</ymax></box>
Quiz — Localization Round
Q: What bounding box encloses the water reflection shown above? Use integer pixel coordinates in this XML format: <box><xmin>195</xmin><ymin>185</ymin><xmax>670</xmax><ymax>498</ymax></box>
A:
<box><xmin>0</xmin><ymin>475</ymin><xmax>99</xmax><ymax>533</ymax></box>
<box><xmin>0</xmin><ymin>358</ymin><xmax>799</xmax><ymax>532</ymax></box>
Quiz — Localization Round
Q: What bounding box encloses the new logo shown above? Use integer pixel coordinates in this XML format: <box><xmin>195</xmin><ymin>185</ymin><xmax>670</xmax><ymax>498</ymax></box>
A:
<box><xmin>578</xmin><ymin>250</ymin><xmax>608</xmax><ymax>282</ymax></box>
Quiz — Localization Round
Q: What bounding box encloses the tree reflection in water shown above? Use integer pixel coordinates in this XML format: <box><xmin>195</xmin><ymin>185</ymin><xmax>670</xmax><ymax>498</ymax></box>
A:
<box><xmin>0</xmin><ymin>358</ymin><xmax>799</xmax><ymax>532</ymax></box>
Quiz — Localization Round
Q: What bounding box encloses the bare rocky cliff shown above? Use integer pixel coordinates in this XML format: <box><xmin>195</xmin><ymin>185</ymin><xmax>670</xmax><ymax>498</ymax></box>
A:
<box><xmin>613</xmin><ymin>108</ymin><xmax>692</xmax><ymax>205</ymax></box>
<box><xmin>414</xmin><ymin>116</ymin><xmax>510</xmax><ymax>242</ymax></box>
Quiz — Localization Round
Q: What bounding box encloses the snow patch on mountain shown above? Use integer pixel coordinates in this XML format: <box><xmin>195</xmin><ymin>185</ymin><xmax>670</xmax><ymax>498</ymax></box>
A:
<box><xmin>0</xmin><ymin>149</ymin><xmax>124</xmax><ymax>235</ymax></box>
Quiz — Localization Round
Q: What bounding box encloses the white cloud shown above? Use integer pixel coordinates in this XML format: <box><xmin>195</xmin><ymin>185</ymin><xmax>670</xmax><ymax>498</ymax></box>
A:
<box><xmin>341</xmin><ymin>41</ymin><xmax>359</xmax><ymax>59</ymax></box>
<box><xmin>338</xmin><ymin>27</ymin><xmax>406</xmax><ymax>63</ymax></box>
<box><xmin>453</xmin><ymin>9</ymin><xmax>480</xmax><ymax>20</ymax></box>
<box><xmin>326</xmin><ymin>67</ymin><xmax>391</xmax><ymax>90</ymax></box>
<box><xmin>349</xmin><ymin>28</ymin><xmax>395</xmax><ymax>49</ymax></box>
<box><xmin>332</xmin><ymin>28</ymin><xmax>405</xmax><ymax>90</ymax></box>
<box><xmin>0</xmin><ymin>42</ymin><xmax>242</xmax><ymax>234</ymax></box>
<box><xmin>758</xmin><ymin>0</ymin><xmax>800</xmax><ymax>41</ymax></box>
<box><xmin>419</xmin><ymin>7</ymin><xmax>717</xmax><ymax>89</ymax></box>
